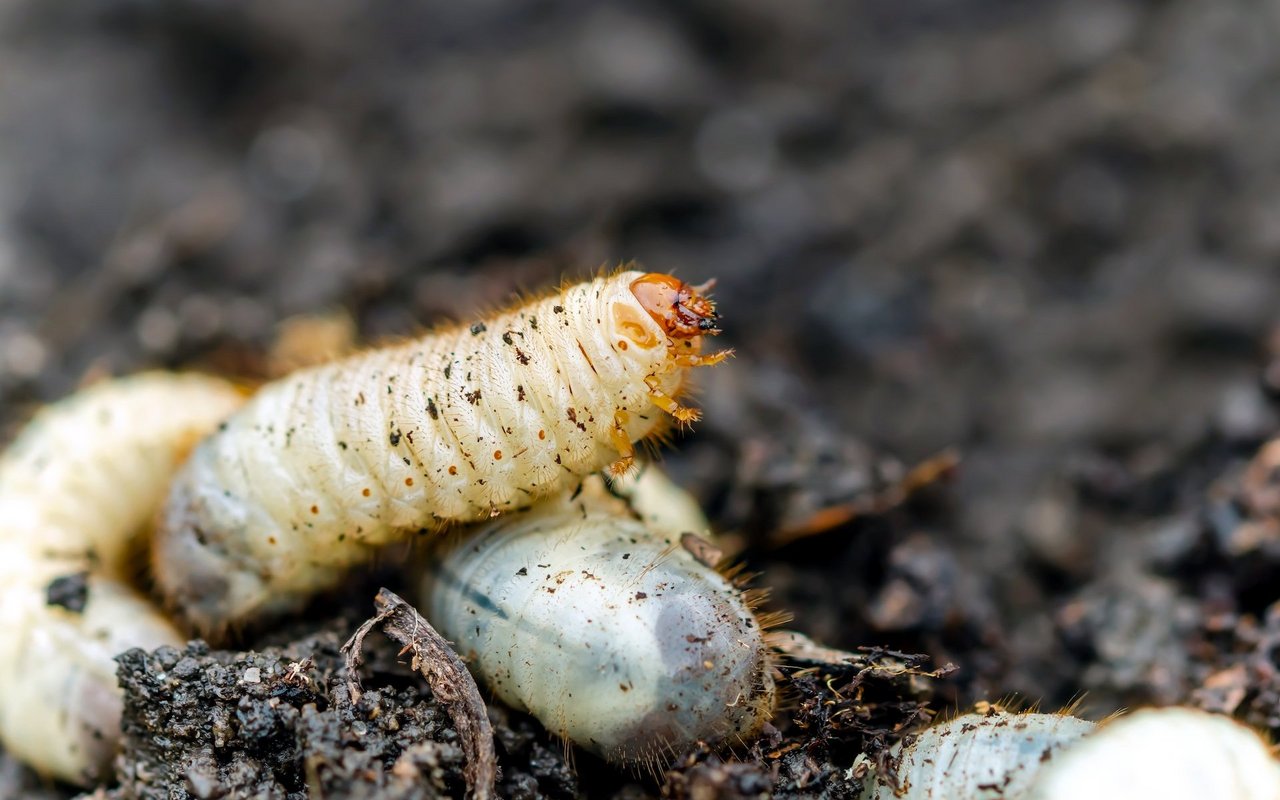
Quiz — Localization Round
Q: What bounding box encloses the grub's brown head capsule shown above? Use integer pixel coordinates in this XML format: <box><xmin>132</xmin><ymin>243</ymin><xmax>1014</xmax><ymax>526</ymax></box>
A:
<box><xmin>629</xmin><ymin>273</ymin><xmax>722</xmax><ymax>338</ymax></box>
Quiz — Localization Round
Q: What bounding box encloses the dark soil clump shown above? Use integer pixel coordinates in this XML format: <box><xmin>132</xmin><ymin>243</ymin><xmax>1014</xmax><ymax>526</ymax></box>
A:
<box><xmin>108</xmin><ymin>634</ymin><xmax>466</xmax><ymax>799</ymax></box>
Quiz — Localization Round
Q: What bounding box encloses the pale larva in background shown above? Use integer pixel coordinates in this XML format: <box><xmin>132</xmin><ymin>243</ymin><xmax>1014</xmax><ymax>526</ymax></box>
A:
<box><xmin>858</xmin><ymin>709</ymin><xmax>1097</xmax><ymax>800</ymax></box>
<box><xmin>1027</xmin><ymin>707</ymin><xmax>1280</xmax><ymax>800</ymax></box>
<box><xmin>416</xmin><ymin>467</ymin><xmax>777</xmax><ymax>766</ymax></box>
<box><xmin>0</xmin><ymin>373</ymin><xmax>245</xmax><ymax>785</ymax></box>
<box><xmin>859</xmin><ymin>706</ymin><xmax>1280</xmax><ymax>800</ymax></box>
<box><xmin>154</xmin><ymin>270</ymin><xmax>729</xmax><ymax>635</ymax></box>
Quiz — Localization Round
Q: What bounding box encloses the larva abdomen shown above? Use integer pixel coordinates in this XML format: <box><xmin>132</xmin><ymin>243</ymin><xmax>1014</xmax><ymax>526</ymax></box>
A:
<box><xmin>417</xmin><ymin>472</ymin><xmax>776</xmax><ymax>764</ymax></box>
<box><xmin>155</xmin><ymin>270</ymin><xmax>727</xmax><ymax>634</ymax></box>
<box><xmin>0</xmin><ymin>373</ymin><xmax>245</xmax><ymax>784</ymax></box>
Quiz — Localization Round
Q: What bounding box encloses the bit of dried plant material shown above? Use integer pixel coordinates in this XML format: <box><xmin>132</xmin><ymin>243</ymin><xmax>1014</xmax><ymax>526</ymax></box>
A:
<box><xmin>342</xmin><ymin>588</ymin><xmax>497</xmax><ymax>800</ymax></box>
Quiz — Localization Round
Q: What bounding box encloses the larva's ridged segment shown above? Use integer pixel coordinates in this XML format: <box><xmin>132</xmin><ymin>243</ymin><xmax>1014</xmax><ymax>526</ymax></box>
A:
<box><xmin>417</xmin><ymin>474</ymin><xmax>776</xmax><ymax>765</ymax></box>
<box><xmin>157</xmin><ymin>270</ymin><xmax>714</xmax><ymax>633</ymax></box>
<box><xmin>0</xmin><ymin>373</ymin><xmax>246</xmax><ymax>785</ymax></box>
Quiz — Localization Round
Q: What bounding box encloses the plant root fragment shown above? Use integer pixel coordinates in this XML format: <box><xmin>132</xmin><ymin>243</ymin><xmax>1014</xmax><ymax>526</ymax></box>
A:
<box><xmin>342</xmin><ymin>588</ymin><xmax>497</xmax><ymax>800</ymax></box>
<box><xmin>770</xmin><ymin>448</ymin><xmax>962</xmax><ymax>546</ymax></box>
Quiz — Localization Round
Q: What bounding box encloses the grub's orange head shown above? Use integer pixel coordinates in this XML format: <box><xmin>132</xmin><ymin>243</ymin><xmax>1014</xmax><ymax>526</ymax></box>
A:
<box><xmin>629</xmin><ymin>274</ymin><xmax>721</xmax><ymax>339</ymax></box>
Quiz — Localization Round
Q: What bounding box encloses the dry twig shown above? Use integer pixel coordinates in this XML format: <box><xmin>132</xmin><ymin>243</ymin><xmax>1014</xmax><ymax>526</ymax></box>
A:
<box><xmin>342</xmin><ymin>588</ymin><xmax>497</xmax><ymax>800</ymax></box>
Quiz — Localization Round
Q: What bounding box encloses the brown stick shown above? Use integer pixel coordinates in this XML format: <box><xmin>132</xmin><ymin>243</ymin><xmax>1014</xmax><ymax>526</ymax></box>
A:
<box><xmin>770</xmin><ymin>447</ymin><xmax>962</xmax><ymax>546</ymax></box>
<box><xmin>342</xmin><ymin>588</ymin><xmax>498</xmax><ymax>800</ymax></box>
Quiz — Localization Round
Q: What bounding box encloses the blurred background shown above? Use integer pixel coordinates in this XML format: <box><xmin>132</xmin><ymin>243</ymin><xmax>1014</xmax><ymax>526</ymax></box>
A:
<box><xmin>6</xmin><ymin>0</ymin><xmax>1280</xmax><ymax>794</ymax></box>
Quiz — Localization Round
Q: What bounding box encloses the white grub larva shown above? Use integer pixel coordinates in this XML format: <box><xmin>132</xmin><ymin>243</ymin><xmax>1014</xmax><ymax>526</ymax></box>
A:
<box><xmin>858</xmin><ymin>709</ymin><xmax>1097</xmax><ymax>800</ymax></box>
<box><xmin>155</xmin><ymin>270</ymin><xmax>729</xmax><ymax>634</ymax></box>
<box><xmin>0</xmin><ymin>373</ymin><xmax>245</xmax><ymax>785</ymax></box>
<box><xmin>416</xmin><ymin>470</ymin><xmax>776</xmax><ymax>766</ymax></box>
<box><xmin>1027</xmin><ymin>707</ymin><xmax>1280</xmax><ymax>800</ymax></box>
<box><xmin>860</xmin><ymin>706</ymin><xmax>1280</xmax><ymax>800</ymax></box>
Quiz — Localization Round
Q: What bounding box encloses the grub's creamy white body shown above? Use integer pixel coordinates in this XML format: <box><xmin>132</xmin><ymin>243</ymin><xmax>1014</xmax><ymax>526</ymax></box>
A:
<box><xmin>860</xmin><ymin>707</ymin><xmax>1280</xmax><ymax>800</ymax></box>
<box><xmin>155</xmin><ymin>271</ymin><xmax>716</xmax><ymax>633</ymax></box>
<box><xmin>859</xmin><ymin>710</ymin><xmax>1096</xmax><ymax>800</ymax></box>
<box><xmin>419</xmin><ymin>471</ymin><xmax>775</xmax><ymax>764</ymax></box>
<box><xmin>1028</xmin><ymin>708</ymin><xmax>1280</xmax><ymax>800</ymax></box>
<box><xmin>0</xmin><ymin>373</ymin><xmax>244</xmax><ymax>784</ymax></box>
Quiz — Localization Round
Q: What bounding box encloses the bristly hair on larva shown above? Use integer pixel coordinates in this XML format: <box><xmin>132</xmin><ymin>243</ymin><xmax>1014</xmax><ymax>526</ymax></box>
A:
<box><xmin>153</xmin><ymin>268</ymin><xmax>732</xmax><ymax>636</ymax></box>
<box><xmin>0</xmin><ymin>373</ymin><xmax>246</xmax><ymax>785</ymax></box>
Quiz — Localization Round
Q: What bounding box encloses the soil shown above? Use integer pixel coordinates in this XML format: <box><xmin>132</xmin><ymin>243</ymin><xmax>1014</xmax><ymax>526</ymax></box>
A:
<box><xmin>4</xmin><ymin>0</ymin><xmax>1280</xmax><ymax>797</ymax></box>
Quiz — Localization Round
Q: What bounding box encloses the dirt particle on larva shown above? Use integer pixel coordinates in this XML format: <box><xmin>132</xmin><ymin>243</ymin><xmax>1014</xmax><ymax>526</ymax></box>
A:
<box><xmin>389</xmin><ymin>431</ymin><xmax>401</xmax><ymax>446</ymax></box>
<box><xmin>45</xmin><ymin>572</ymin><xmax>90</xmax><ymax>614</ymax></box>
<box><xmin>553</xmin><ymin>304</ymin><xmax>564</xmax><ymax>313</ymax></box>
<box><xmin>426</xmin><ymin>398</ymin><xmax>439</xmax><ymax>419</ymax></box>
<box><xmin>515</xmin><ymin>347</ymin><xmax>530</xmax><ymax>364</ymax></box>
<box><xmin>517</xmin><ymin>385</ymin><xmax>526</xmax><ymax>402</ymax></box>
<box><xmin>502</xmin><ymin>332</ymin><xmax>513</xmax><ymax>345</ymax></box>
<box><xmin>466</xmin><ymin>389</ymin><xmax>482</xmax><ymax>405</ymax></box>
<box><xmin>470</xmin><ymin>322</ymin><xmax>486</xmax><ymax>335</ymax></box>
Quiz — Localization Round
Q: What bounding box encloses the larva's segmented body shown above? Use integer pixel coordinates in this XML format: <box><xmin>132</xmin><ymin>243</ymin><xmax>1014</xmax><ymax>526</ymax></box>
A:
<box><xmin>858</xmin><ymin>710</ymin><xmax>1096</xmax><ymax>800</ymax></box>
<box><xmin>417</xmin><ymin>470</ymin><xmax>776</xmax><ymax>765</ymax></box>
<box><xmin>0</xmin><ymin>373</ymin><xmax>245</xmax><ymax>784</ymax></box>
<box><xmin>155</xmin><ymin>270</ymin><xmax>727</xmax><ymax>634</ymax></box>
<box><xmin>860</xmin><ymin>707</ymin><xmax>1280</xmax><ymax>800</ymax></box>
<box><xmin>1028</xmin><ymin>708</ymin><xmax>1280</xmax><ymax>800</ymax></box>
